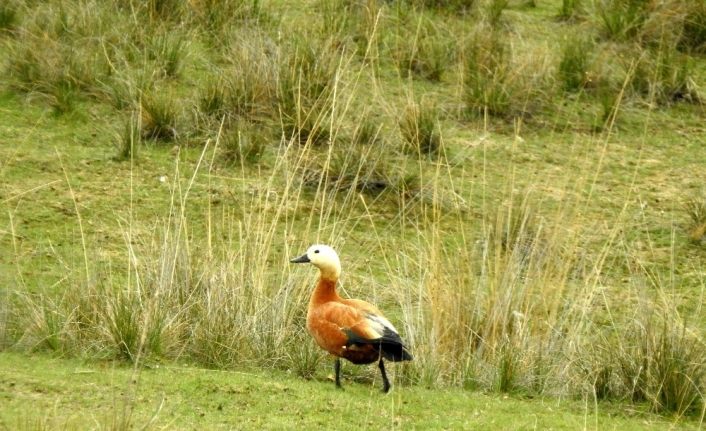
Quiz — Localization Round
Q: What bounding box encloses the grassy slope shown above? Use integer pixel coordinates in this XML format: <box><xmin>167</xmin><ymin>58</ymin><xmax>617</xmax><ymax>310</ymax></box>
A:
<box><xmin>1</xmin><ymin>0</ymin><xmax>706</xmax><ymax>428</ymax></box>
<box><xmin>0</xmin><ymin>352</ymin><xmax>696</xmax><ymax>430</ymax></box>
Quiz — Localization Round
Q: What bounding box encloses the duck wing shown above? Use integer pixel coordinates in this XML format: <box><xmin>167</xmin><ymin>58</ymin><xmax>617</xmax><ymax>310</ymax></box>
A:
<box><xmin>307</xmin><ymin>301</ymin><xmax>413</xmax><ymax>363</ymax></box>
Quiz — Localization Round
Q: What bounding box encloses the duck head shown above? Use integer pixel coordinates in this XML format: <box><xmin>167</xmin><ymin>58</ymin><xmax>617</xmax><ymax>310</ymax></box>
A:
<box><xmin>290</xmin><ymin>244</ymin><xmax>341</xmax><ymax>281</ymax></box>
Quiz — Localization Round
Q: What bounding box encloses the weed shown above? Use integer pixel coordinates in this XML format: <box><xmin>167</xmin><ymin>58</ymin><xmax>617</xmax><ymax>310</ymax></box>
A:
<box><xmin>678</xmin><ymin>0</ymin><xmax>706</xmax><ymax>53</ymax></box>
<box><xmin>116</xmin><ymin>111</ymin><xmax>142</xmax><ymax>161</ymax></box>
<box><xmin>411</xmin><ymin>0</ymin><xmax>476</xmax><ymax>14</ymax></box>
<box><xmin>219</xmin><ymin>124</ymin><xmax>268</xmax><ymax>166</ymax></box>
<box><xmin>483</xmin><ymin>0</ymin><xmax>510</xmax><ymax>29</ymax></box>
<box><xmin>198</xmin><ymin>76</ymin><xmax>229</xmax><ymax>118</ymax></box>
<box><xmin>684</xmin><ymin>195</ymin><xmax>706</xmax><ymax>243</ymax></box>
<box><xmin>625</xmin><ymin>44</ymin><xmax>700</xmax><ymax>105</ymax></box>
<box><xmin>140</xmin><ymin>91</ymin><xmax>179</xmax><ymax>142</ymax></box>
<box><xmin>148</xmin><ymin>32</ymin><xmax>187</xmax><ymax>79</ymax></box>
<box><xmin>558</xmin><ymin>36</ymin><xmax>594</xmax><ymax>92</ymax></box>
<box><xmin>496</xmin><ymin>338</ymin><xmax>520</xmax><ymax>393</ymax></box>
<box><xmin>351</xmin><ymin>111</ymin><xmax>383</xmax><ymax>146</ymax></box>
<box><xmin>391</xmin><ymin>16</ymin><xmax>456</xmax><ymax>81</ymax></box>
<box><xmin>218</xmin><ymin>34</ymin><xmax>278</xmax><ymax>120</ymax></box>
<box><xmin>145</xmin><ymin>0</ymin><xmax>185</xmax><ymax>22</ymax></box>
<box><xmin>596</xmin><ymin>0</ymin><xmax>650</xmax><ymax>41</ymax></box>
<box><xmin>604</xmin><ymin>319</ymin><xmax>706</xmax><ymax>416</ymax></box>
<box><xmin>399</xmin><ymin>99</ymin><xmax>442</xmax><ymax>157</ymax></box>
<box><xmin>649</xmin><ymin>324</ymin><xmax>705</xmax><ymax>415</ymax></box>
<box><xmin>463</xmin><ymin>31</ymin><xmax>512</xmax><ymax>117</ymax></box>
<box><xmin>189</xmin><ymin>0</ymin><xmax>263</xmax><ymax>36</ymax></box>
<box><xmin>557</xmin><ymin>0</ymin><xmax>583</xmax><ymax>21</ymax></box>
<box><xmin>302</xmin><ymin>144</ymin><xmax>395</xmax><ymax>196</ymax></box>
<box><xmin>277</xmin><ymin>36</ymin><xmax>340</xmax><ymax>145</ymax></box>
<box><xmin>0</xmin><ymin>1</ymin><xmax>19</xmax><ymax>34</ymax></box>
<box><xmin>595</xmin><ymin>80</ymin><xmax>620</xmax><ymax>129</ymax></box>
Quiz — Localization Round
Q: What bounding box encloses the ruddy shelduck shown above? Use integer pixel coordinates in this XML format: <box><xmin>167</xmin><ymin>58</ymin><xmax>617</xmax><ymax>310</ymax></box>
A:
<box><xmin>290</xmin><ymin>244</ymin><xmax>412</xmax><ymax>392</ymax></box>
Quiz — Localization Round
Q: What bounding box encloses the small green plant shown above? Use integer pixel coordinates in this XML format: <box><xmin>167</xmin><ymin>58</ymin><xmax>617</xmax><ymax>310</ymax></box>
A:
<box><xmin>392</xmin><ymin>17</ymin><xmax>456</xmax><ymax>81</ymax></box>
<box><xmin>101</xmin><ymin>68</ymin><xmax>158</xmax><ymax>110</ymax></box>
<box><xmin>496</xmin><ymin>339</ymin><xmax>520</xmax><ymax>393</ymax></box>
<box><xmin>624</xmin><ymin>44</ymin><xmax>700</xmax><ymax>105</ymax></box>
<box><xmin>596</xmin><ymin>0</ymin><xmax>650</xmax><ymax>41</ymax></box>
<box><xmin>557</xmin><ymin>0</ymin><xmax>582</xmax><ymax>21</ymax></box>
<box><xmin>149</xmin><ymin>32</ymin><xmax>187</xmax><ymax>79</ymax></box>
<box><xmin>351</xmin><ymin>112</ymin><xmax>383</xmax><ymax>146</ymax></box>
<box><xmin>146</xmin><ymin>0</ymin><xmax>185</xmax><ymax>22</ymax></box>
<box><xmin>189</xmin><ymin>0</ymin><xmax>263</xmax><ymax>37</ymax></box>
<box><xmin>0</xmin><ymin>1</ymin><xmax>19</xmax><ymax>33</ymax></box>
<box><xmin>399</xmin><ymin>100</ymin><xmax>442</xmax><ymax>157</ymax></box>
<box><xmin>558</xmin><ymin>36</ymin><xmax>594</xmax><ymax>92</ymax></box>
<box><xmin>684</xmin><ymin>196</ymin><xmax>706</xmax><ymax>243</ymax></box>
<box><xmin>678</xmin><ymin>0</ymin><xmax>706</xmax><ymax>53</ymax></box>
<box><xmin>48</xmin><ymin>81</ymin><xmax>78</xmax><ymax>115</ymax></box>
<box><xmin>595</xmin><ymin>80</ymin><xmax>620</xmax><ymax>129</ymax></box>
<box><xmin>105</xmin><ymin>290</ymin><xmax>142</xmax><ymax>361</ymax></box>
<box><xmin>301</xmin><ymin>144</ymin><xmax>394</xmax><ymax>196</ymax></box>
<box><xmin>140</xmin><ymin>91</ymin><xmax>179</xmax><ymax>142</ymax></box>
<box><xmin>277</xmin><ymin>36</ymin><xmax>339</xmax><ymax>145</ymax></box>
<box><xmin>219</xmin><ymin>125</ymin><xmax>267</xmax><ymax>166</ymax></box>
<box><xmin>649</xmin><ymin>325</ymin><xmax>705</xmax><ymax>415</ymax></box>
<box><xmin>116</xmin><ymin>112</ymin><xmax>142</xmax><ymax>161</ymax></box>
<box><xmin>464</xmin><ymin>31</ymin><xmax>512</xmax><ymax>117</ymax></box>
<box><xmin>411</xmin><ymin>0</ymin><xmax>476</xmax><ymax>14</ymax></box>
<box><xmin>198</xmin><ymin>76</ymin><xmax>229</xmax><ymax>118</ymax></box>
<box><xmin>484</xmin><ymin>0</ymin><xmax>510</xmax><ymax>29</ymax></box>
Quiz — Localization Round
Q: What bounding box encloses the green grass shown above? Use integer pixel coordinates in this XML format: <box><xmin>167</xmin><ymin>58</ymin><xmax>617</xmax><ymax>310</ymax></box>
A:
<box><xmin>0</xmin><ymin>0</ymin><xmax>705</xmax><ymax>427</ymax></box>
<box><xmin>0</xmin><ymin>351</ymin><xmax>698</xmax><ymax>430</ymax></box>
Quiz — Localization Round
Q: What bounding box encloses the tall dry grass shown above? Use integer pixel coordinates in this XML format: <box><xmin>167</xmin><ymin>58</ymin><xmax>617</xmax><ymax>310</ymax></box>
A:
<box><xmin>6</xmin><ymin>114</ymin><xmax>704</xmax><ymax>416</ymax></box>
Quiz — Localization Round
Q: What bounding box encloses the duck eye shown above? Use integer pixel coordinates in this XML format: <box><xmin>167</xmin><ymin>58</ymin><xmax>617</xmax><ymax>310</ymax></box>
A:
<box><xmin>314</xmin><ymin>249</ymin><xmax>320</xmax><ymax>254</ymax></box>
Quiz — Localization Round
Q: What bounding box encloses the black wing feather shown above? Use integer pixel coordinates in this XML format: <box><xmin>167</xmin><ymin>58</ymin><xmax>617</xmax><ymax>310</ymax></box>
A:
<box><xmin>343</xmin><ymin>327</ymin><xmax>413</xmax><ymax>362</ymax></box>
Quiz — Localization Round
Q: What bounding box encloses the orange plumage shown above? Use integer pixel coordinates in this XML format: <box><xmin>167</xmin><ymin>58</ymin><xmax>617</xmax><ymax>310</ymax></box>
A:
<box><xmin>291</xmin><ymin>244</ymin><xmax>412</xmax><ymax>392</ymax></box>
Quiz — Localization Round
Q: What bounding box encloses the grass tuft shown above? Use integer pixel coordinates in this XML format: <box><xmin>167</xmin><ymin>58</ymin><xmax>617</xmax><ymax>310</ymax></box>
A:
<box><xmin>0</xmin><ymin>1</ymin><xmax>19</xmax><ymax>33</ymax></box>
<box><xmin>684</xmin><ymin>195</ymin><xmax>706</xmax><ymax>243</ymax></box>
<box><xmin>391</xmin><ymin>16</ymin><xmax>456</xmax><ymax>81</ymax></box>
<box><xmin>115</xmin><ymin>112</ymin><xmax>142</xmax><ymax>161</ymax></box>
<box><xmin>557</xmin><ymin>0</ymin><xmax>583</xmax><ymax>21</ymax></box>
<box><xmin>558</xmin><ymin>36</ymin><xmax>594</xmax><ymax>92</ymax></box>
<box><xmin>463</xmin><ymin>30</ymin><xmax>512</xmax><ymax>117</ymax></box>
<box><xmin>140</xmin><ymin>91</ymin><xmax>180</xmax><ymax>142</ymax></box>
<box><xmin>595</xmin><ymin>0</ymin><xmax>650</xmax><ymax>42</ymax></box>
<box><xmin>219</xmin><ymin>124</ymin><xmax>268</xmax><ymax>166</ymax></box>
<box><xmin>399</xmin><ymin>99</ymin><xmax>442</xmax><ymax>157</ymax></box>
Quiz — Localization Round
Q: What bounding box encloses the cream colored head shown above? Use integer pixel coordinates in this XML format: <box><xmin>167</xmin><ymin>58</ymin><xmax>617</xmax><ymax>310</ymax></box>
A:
<box><xmin>290</xmin><ymin>244</ymin><xmax>341</xmax><ymax>281</ymax></box>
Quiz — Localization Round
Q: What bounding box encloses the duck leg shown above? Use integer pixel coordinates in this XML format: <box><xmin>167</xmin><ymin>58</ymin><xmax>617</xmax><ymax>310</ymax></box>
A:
<box><xmin>334</xmin><ymin>358</ymin><xmax>343</xmax><ymax>389</ymax></box>
<box><xmin>378</xmin><ymin>358</ymin><xmax>391</xmax><ymax>393</ymax></box>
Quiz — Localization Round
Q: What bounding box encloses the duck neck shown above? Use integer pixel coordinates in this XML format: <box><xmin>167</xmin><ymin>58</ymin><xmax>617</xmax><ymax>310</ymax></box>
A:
<box><xmin>310</xmin><ymin>275</ymin><xmax>341</xmax><ymax>305</ymax></box>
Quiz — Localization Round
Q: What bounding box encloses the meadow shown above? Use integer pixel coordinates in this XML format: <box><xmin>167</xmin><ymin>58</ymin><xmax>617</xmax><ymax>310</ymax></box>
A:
<box><xmin>0</xmin><ymin>0</ymin><xmax>705</xmax><ymax>428</ymax></box>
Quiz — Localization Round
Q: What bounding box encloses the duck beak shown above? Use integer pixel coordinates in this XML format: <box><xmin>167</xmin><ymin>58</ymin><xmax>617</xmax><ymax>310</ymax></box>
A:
<box><xmin>290</xmin><ymin>253</ymin><xmax>310</xmax><ymax>264</ymax></box>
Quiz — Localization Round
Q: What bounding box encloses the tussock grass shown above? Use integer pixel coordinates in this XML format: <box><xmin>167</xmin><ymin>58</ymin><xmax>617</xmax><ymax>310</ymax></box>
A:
<box><xmin>685</xmin><ymin>196</ymin><xmax>706</xmax><ymax>243</ymax></box>
<box><xmin>463</xmin><ymin>30</ymin><xmax>513</xmax><ymax>117</ymax></box>
<box><xmin>140</xmin><ymin>91</ymin><xmax>180</xmax><ymax>142</ymax></box>
<box><xmin>399</xmin><ymin>98</ymin><xmax>442</xmax><ymax>156</ymax></box>
<box><xmin>595</xmin><ymin>0</ymin><xmax>650</xmax><ymax>42</ymax></box>
<box><xmin>390</xmin><ymin>15</ymin><xmax>457</xmax><ymax>81</ymax></box>
<box><xmin>116</xmin><ymin>111</ymin><xmax>142</xmax><ymax>161</ymax></box>
<box><xmin>219</xmin><ymin>123</ymin><xmax>268</xmax><ymax>166</ymax></box>
<box><xmin>558</xmin><ymin>36</ymin><xmax>594</xmax><ymax>92</ymax></box>
<box><xmin>0</xmin><ymin>1</ymin><xmax>19</xmax><ymax>34</ymax></box>
<box><xmin>557</xmin><ymin>0</ymin><xmax>583</xmax><ymax>21</ymax></box>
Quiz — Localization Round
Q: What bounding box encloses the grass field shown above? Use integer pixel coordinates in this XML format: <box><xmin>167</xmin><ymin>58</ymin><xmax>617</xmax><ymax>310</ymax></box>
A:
<box><xmin>1</xmin><ymin>0</ymin><xmax>705</xmax><ymax>428</ymax></box>
<box><xmin>0</xmin><ymin>352</ymin><xmax>699</xmax><ymax>430</ymax></box>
